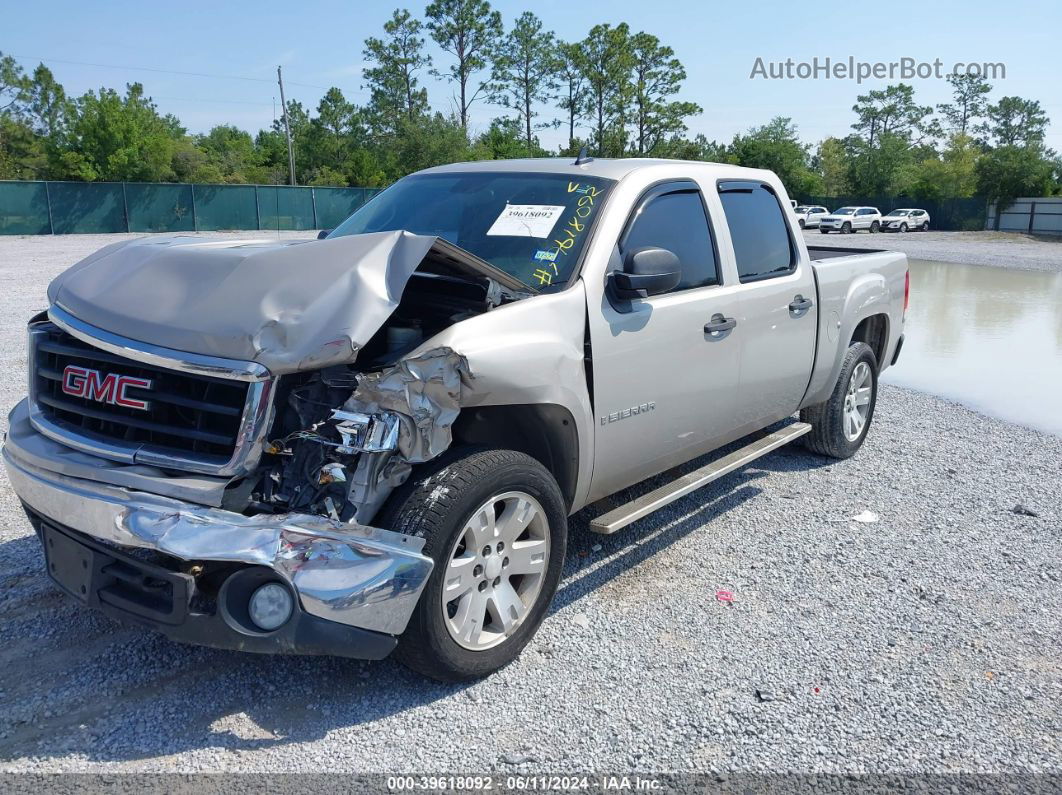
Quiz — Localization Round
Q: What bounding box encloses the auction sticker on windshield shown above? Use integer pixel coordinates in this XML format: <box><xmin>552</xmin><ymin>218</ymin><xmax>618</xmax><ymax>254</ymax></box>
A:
<box><xmin>487</xmin><ymin>204</ymin><xmax>566</xmax><ymax>237</ymax></box>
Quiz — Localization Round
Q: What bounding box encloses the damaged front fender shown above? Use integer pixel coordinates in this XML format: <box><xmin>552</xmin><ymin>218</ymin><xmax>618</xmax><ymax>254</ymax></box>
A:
<box><xmin>341</xmin><ymin>347</ymin><xmax>473</xmax><ymax>463</ymax></box>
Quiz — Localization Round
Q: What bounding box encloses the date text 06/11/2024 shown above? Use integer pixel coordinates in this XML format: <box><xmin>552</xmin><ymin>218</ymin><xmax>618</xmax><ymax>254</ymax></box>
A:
<box><xmin>386</xmin><ymin>774</ymin><xmax>664</xmax><ymax>791</ymax></box>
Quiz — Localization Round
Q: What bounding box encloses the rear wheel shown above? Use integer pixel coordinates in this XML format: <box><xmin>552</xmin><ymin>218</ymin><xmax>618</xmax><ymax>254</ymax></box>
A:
<box><xmin>920</xmin><ymin>221</ymin><xmax>929</xmax><ymax>231</ymax></box>
<box><xmin>380</xmin><ymin>447</ymin><xmax>567</xmax><ymax>682</ymax></box>
<box><xmin>800</xmin><ymin>342</ymin><xmax>879</xmax><ymax>459</ymax></box>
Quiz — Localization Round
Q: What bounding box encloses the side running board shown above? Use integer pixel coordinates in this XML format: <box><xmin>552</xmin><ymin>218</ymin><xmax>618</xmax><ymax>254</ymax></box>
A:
<box><xmin>589</xmin><ymin>422</ymin><xmax>812</xmax><ymax>535</ymax></box>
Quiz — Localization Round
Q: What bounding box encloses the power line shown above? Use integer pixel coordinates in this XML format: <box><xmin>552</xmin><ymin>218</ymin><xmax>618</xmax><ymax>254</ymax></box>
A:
<box><xmin>150</xmin><ymin>95</ymin><xmax>277</xmax><ymax>107</ymax></box>
<box><xmin>9</xmin><ymin>53</ymin><xmax>330</xmax><ymax>90</ymax></box>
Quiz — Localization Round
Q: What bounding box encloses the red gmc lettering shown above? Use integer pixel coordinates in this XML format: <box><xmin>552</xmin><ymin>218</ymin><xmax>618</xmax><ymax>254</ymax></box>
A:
<box><xmin>61</xmin><ymin>365</ymin><xmax>152</xmax><ymax>410</ymax></box>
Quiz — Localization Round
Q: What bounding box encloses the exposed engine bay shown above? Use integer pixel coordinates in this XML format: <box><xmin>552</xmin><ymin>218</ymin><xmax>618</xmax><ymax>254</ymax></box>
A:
<box><xmin>241</xmin><ymin>270</ymin><xmax>506</xmax><ymax>524</ymax></box>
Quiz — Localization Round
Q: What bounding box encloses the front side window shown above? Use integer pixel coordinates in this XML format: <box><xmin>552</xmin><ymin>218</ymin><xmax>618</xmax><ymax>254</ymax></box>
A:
<box><xmin>620</xmin><ymin>190</ymin><xmax>718</xmax><ymax>291</ymax></box>
<box><xmin>329</xmin><ymin>172</ymin><xmax>614</xmax><ymax>289</ymax></box>
<box><xmin>718</xmin><ymin>182</ymin><xmax>794</xmax><ymax>283</ymax></box>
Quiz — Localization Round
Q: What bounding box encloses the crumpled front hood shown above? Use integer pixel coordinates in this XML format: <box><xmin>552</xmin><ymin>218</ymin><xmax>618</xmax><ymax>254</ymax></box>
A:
<box><xmin>47</xmin><ymin>231</ymin><xmax>524</xmax><ymax>374</ymax></box>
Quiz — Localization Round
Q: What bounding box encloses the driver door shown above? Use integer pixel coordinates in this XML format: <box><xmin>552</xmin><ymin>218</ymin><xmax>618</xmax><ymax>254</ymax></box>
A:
<box><xmin>586</xmin><ymin>182</ymin><xmax>742</xmax><ymax>500</ymax></box>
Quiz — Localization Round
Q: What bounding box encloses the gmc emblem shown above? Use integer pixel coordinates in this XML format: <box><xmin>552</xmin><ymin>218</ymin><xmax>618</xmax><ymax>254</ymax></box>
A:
<box><xmin>61</xmin><ymin>365</ymin><xmax>153</xmax><ymax>411</ymax></box>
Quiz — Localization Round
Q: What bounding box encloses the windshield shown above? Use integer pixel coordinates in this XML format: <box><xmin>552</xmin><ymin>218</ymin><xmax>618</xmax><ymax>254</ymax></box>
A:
<box><xmin>834</xmin><ymin>207</ymin><xmax>856</xmax><ymax>215</ymax></box>
<box><xmin>887</xmin><ymin>210</ymin><xmax>911</xmax><ymax>216</ymax></box>
<box><xmin>329</xmin><ymin>171</ymin><xmax>614</xmax><ymax>289</ymax></box>
<box><xmin>794</xmin><ymin>206</ymin><xmax>809</xmax><ymax>213</ymax></box>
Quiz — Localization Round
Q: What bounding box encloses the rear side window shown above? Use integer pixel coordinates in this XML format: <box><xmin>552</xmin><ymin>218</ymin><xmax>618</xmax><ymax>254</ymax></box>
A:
<box><xmin>621</xmin><ymin>190</ymin><xmax>718</xmax><ymax>291</ymax></box>
<box><xmin>718</xmin><ymin>182</ymin><xmax>794</xmax><ymax>282</ymax></box>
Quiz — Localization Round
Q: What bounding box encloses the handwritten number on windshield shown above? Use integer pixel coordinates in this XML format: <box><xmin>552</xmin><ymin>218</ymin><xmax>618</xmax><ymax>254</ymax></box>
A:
<box><xmin>529</xmin><ymin>182</ymin><xmax>603</xmax><ymax>286</ymax></box>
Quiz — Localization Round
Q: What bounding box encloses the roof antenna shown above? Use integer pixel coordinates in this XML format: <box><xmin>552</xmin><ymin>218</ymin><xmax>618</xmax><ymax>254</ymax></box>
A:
<box><xmin>574</xmin><ymin>145</ymin><xmax>594</xmax><ymax>166</ymax></box>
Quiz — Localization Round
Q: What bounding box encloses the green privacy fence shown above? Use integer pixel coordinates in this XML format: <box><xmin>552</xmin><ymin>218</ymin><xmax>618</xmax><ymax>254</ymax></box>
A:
<box><xmin>1</xmin><ymin>181</ymin><xmax>990</xmax><ymax>235</ymax></box>
<box><xmin>795</xmin><ymin>195</ymin><xmax>988</xmax><ymax>231</ymax></box>
<box><xmin>0</xmin><ymin>180</ymin><xmax>382</xmax><ymax>235</ymax></box>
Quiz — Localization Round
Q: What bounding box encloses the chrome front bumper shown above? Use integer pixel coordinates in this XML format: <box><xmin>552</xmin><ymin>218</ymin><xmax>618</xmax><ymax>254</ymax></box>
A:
<box><xmin>2</xmin><ymin>404</ymin><xmax>433</xmax><ymax>638</ymax></box>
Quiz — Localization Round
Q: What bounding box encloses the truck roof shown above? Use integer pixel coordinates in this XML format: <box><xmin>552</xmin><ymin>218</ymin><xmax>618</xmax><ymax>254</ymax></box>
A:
<box><xmin>417</xmin><ymin>157</ymin><xmax>776</xmax><ymax>183</ymax></box>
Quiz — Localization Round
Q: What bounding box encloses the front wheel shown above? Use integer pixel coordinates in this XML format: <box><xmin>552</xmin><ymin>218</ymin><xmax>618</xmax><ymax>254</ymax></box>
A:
<box><xmin>900</xmin><ymin>222</ymin><xmax>909</xmax><ymax>233</ymax></box>
<box><xmin>380</xmin><ymin>447</ymin><xmax>568</xmax><ymax>682</ymax></box>
<box><xmin>842</xmin><ymin>222</ymin><xmax>852</xmax><ymax>234</ymax></box>
<box><xmin>800</xmin><ymin>341</ymin><xmax>879</xmax><ymax>459</ymax></box>
<box><xmin>798</xmin><ymin>219</ymin><xmax>806</xmax><ymax>229</ymax></box>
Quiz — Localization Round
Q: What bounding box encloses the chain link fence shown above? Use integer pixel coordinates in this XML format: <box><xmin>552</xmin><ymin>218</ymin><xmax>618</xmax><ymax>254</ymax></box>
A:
<box><xmin>0</xmin><ymin>181</ymin><xmax>381</xmax><ymax>235</ymax></box>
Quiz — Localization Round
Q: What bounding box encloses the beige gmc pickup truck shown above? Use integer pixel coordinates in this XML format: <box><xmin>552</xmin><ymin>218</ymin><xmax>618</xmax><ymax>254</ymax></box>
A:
<box><xmin>3</xmin><ymin>157</ymin><xmax>908</xmax><ymax>680</ymax></box>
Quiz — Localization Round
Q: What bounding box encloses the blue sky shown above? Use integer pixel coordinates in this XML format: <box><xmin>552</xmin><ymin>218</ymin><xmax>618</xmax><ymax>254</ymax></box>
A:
<box><xmin>6</xmin><ymin>0</ymin><xmax>1059</xmax><ymax>150</ymax></box>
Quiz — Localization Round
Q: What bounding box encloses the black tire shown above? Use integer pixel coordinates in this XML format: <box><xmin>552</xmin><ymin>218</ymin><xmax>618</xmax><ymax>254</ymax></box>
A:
<box><xmin>870</xmin><ymin>220</ymin><xmax>880</xmax><ymax>233</ymax></box>
<box><xmin>820</xmin><ymin>229</ymin><xmax>830</xmax><ymax>234</ymax></box>
<box><xmin>842</xmin><ymin>221</ymin><xmax>852</xmax><ymax>234</ymax></box>
<box><xmin>378</xmin><ymin>447</ymin><xmax>568</xmax><ymax>682</ymax></box>
<box><xmin>920</xmin><ymin>221</ymin><xmax>929</xmax><ymax>231</ymax></box>
<box><xmin>800</xmin><ymin>342</ymin><xmax>879</xmax><ymax>459</ymax></box>
<box><xmin>899</xmin><ymin>222</ymin><xmax>908</xmax><ymax>233</ymax></box>
<box><xmin>798</xmin><ymin>219</ymin><xmax>806</xmax><ymax>229</ymax></box>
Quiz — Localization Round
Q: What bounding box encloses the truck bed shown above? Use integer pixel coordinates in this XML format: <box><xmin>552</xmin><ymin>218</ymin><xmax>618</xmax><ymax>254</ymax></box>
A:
<box><xmin>802</xmin><ymin>245</ymin><xmax>908</xmax><ymax>409</ymax></box>
<box><xmin>807</xmin><ymin>245</ymin><xmax>888</xmax><ymax>261</ymax></box>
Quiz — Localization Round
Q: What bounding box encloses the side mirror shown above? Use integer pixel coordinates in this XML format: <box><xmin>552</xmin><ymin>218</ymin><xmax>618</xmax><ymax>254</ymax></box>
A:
<box><xmin>611</xmin><ymin>247</ymin><xmax>681</xmax><ymax>300</ymax></box>
<box><xmin>317</xmin><ymin>229</ymin><xmax>332</xmax><ymax>240</ymax></box>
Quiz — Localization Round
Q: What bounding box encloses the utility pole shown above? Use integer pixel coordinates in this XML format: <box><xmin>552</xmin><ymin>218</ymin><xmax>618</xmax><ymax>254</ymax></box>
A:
<box><xmin>277</xmin><ymin>65</ymin><xmax>296</xmax><ymax>186</ymax></box>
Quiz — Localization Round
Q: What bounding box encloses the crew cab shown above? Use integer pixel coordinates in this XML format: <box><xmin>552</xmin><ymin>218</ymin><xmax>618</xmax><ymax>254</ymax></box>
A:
<box><xmin>2</xmin><ymin>159</ymin><xmax>908</xmax><ymax>681</ymax></box>
<box><xmin>882</xmin><ymin>208</ymin><xmax>930</xmax><ymax>232</ymax></box>
<box><xmin>793</xmin><ymin>205</ymin><xmax>829</xmax><ymax>229</ymax></box>
<box><xmin>819</xmin><ymin>206</ymin><xmax>882</xmax><ymax>233</ymax></box>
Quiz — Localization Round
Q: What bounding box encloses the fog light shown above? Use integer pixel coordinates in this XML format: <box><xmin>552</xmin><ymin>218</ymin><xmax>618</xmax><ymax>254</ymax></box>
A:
<box><xmin>248</xmin><ymin>582</ymin><xmax>293</xmax><ymax>631</ymax></box>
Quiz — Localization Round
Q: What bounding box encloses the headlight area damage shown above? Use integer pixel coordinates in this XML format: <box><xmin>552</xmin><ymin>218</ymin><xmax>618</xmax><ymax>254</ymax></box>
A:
<box><xmin>11</xmin><ymin>230</ymin><xmax>533</xmax><ymax>654</ymax></box>
<box><xmin>261</xmin><ymin>347</ymin><xmax>473</xmax><ymax>526</ymax></box>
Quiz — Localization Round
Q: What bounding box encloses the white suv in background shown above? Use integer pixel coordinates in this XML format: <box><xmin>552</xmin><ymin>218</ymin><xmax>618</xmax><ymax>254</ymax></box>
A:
<box><xmin>793</xmin><ymin>205</ymin><xmax>829</xmax><ymax>229</ymax></box>
<box><xmin>819</xmin><ymin>206</ymin><xmax>882</xmax><ymax>234</ymax></box>
<box><xmin>882</xmin><ymin>208</ymin><xmax>930</xmax><ymax>232</ymax></box>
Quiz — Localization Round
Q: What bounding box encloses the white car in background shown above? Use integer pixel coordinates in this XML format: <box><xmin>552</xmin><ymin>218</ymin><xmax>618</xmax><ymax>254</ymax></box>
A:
<box><xmin>881</xmin><ymin>208</ymin><xmax>930</xmax><ymax>232</ymax></box>
<box><xmin>819</xmin><ymin>206</ymin><xmax>882</xmax><ymax>234</ymax></box>
<box><xmin>793</xmin><ymin>205</ymin><xmax>829</xmax><ymax>229</ymax></box>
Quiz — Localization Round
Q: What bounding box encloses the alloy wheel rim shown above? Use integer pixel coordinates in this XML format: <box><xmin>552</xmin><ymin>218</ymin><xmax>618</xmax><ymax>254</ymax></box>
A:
<box><xmin>843</xmin><ymin>361</ymin><xmax>873</xmax><ymax>441</ymax></box>
<box><xmin>441</xmin><ymin>491</ymin><xmax>550</xmax><ymax>651</ymax></box>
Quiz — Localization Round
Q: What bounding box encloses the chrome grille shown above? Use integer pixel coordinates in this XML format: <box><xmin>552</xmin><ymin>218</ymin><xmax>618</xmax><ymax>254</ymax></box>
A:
<box><xmin>28</xmin><ymin>309</ymin><xmax>275</xmax><ymax>476</ymax></box>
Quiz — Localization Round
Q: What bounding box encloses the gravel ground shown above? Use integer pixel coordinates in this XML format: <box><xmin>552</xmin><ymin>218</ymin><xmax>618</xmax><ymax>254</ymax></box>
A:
<box><xmin>805</xmin><ymin>228</ymin><xmax>1062</xmax><ymax>272</ymax></box>
<box><xmin>0</xmin><ymin>233</ymin><xmax>1060</xmax><ymax>776</ymax></box>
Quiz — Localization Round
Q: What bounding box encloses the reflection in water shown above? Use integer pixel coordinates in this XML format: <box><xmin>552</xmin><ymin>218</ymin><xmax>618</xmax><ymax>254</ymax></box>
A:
<box><xmin>883</xmin><ymin>259</ymin><xmax>1062</xmax><ymax>437</ymax></box>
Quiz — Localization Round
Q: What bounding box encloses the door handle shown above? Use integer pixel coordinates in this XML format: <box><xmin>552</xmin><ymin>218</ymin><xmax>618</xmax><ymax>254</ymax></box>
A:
<box><xmin>789</xmin><ymin>295</ymin><xmax>813</xmax><ymax>315</ymax></box>
<box><xmin>704</xmin><ymin>314</ymin><xmax>737</xmax><ymax>335</ymax></box>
